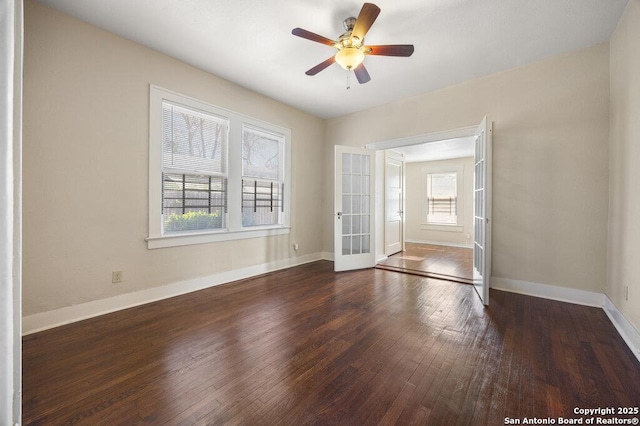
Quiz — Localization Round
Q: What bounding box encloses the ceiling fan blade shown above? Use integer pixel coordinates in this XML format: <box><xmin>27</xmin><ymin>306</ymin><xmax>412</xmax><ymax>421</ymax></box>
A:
<box><xmin>305</xmin><ymin>56</ymin><xmax>336</xmax><ymax>76</ymax></box>
<box><xmin>365</xmin><ymin>44</ymin><xmax>415</xmax><ymax>57</ymax></box>
<box><xmin>354</xmin><ymin>63</ymin><xmax>371</xmax><ymax>84</ymax></box>
<box><xmin>292</xmin><ymin>28</ymin><xmax>336</xmax><ymax>47</ymax></box>
<box><xmin>352</xmin><ymin>3</ymin><xmax>381</xmax><ymax>41</ymax></box>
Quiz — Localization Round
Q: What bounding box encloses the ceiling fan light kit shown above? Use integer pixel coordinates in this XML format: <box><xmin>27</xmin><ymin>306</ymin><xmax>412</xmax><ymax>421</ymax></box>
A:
<box><xmin>292</xmin><ymin>2</ymin><xmax>414</xmax><ymax>86</ymax></box>
<box><xmin>335</xmin><ymin>47</ymin><xmax>365</xmax><ymax>70</ymax></box>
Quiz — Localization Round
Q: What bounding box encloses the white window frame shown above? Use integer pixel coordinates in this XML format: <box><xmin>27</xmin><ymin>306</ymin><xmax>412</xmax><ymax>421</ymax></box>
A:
<box><xmin>420</xmin><ymin>164</ymin><xmax>464</xmax><ymax>232</ymax></box>
<box><xmin>147</xmin><ymin>86</ymin><xmax>291</xmax><ymax>249</ymax></box>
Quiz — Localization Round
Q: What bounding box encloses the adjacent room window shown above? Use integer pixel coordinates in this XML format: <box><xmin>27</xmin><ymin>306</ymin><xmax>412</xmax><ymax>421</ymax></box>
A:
<box><xmin>241</xmin><ymin>125</ymin><xmax>285</xmax><ymax>227</ymax></box>
<box><xmin>148</xmin><ymin>86</ymin><xmax>291</xmax><ymax>249</ymax></box>
<box><xmin>426</xmin><ymin>172</ymin><xmax>458</xmax><ymax>225</ymax></box>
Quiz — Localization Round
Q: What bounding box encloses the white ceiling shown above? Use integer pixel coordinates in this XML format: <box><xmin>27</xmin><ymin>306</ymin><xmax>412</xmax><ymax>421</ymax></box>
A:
<box><xmin>391</xmin><ymin>137</ymin><xmax>475</xmax><ymax>163</ymax></box>
<box><xmin>35</xmin><ymin>0</ymin><xmax>628</xmax><ymax>119</ymax></box>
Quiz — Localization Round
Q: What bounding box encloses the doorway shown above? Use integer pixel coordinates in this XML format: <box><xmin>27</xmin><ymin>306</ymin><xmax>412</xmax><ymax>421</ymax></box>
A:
<box><xmin>377</xmin><ymin>136</ymin><xmax>475</xmax><ymax>284</ymax></box>
<box><xmin>336</xmin><ymin>119</ymin><xmax>492</xmax><ymax>305</ymax></box>
<box><xmin>366</xmin><ymin>117</ymin><xmax>493</xmax><ymax>305</ymax></box>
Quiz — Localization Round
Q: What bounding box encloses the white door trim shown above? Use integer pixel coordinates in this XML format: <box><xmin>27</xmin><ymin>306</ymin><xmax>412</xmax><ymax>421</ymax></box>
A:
<box><xmin>364</xmin><ymin>124</ymin><xmax>484</xmax><ymax>266</ymax></box>
<box><xmin>1</xmin><ymin>0</ymin><xmax>22</xmax><ymax>423</ymax></box>
<box><xmin>365</xmin><ymin>125</ymin><xmax>478</xmax><ymax>151</ymax></box>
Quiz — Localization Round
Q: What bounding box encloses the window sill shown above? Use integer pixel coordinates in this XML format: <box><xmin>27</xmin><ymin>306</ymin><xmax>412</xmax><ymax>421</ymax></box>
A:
<box><xmin>146</xmin><ymin>226</ymin><xmax>290</xmax><ymax>249</ymax></box>
<box><xmin>420</xmin><ymin>223</ymin><xmax>463</xmax><ymax>232</ymax></box>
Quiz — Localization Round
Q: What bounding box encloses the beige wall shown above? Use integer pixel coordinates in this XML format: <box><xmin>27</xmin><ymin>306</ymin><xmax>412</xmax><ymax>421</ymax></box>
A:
<box><xmin>325</xmin><ymin>43</ymin><xmax>610</xmax><ymax>293</ymax></box>
<box><xmin>405</xmin><ymin>157</ymin><xmax>474</xmax><ymax>247</ymax></box>
<box><xmin>22</xmin><ymin>1</ymin><xmax>325</xmax><ymax>315</ymax></box>
<box><xmin>608</xmin><ymin>0</ymin><xmax>640</xmax><ymax>332</ymax></box>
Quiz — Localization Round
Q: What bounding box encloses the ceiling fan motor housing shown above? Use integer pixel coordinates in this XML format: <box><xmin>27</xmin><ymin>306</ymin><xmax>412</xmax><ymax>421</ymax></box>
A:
<box><xmin>343</xmin><ymin>17</ymin><xmax>357</xmax><ymax>31</ymax></box>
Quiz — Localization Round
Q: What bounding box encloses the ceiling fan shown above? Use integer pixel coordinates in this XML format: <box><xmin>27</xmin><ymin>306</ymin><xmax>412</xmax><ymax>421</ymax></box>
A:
<box><xmin>292</xmin><ymin>2</ymin><xmax>414</xmax><ymax>86</ymax></box>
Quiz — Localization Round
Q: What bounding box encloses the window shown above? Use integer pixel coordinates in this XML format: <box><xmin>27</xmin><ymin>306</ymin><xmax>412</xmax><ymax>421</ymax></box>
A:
<box><xmin>427</xmin><ymin>172</ymin><xmax>457</xmax><ymax>225</ymax></box>
<box><xmin>161</xmin><ymin>102</ymin><xmax>228</xmax><ymax>234</ymax></box>
<box><xmin>241</xmin><ymin>125</ymin><xmax>285</xmax><ymax>227</ymax></box>
<box><xmin>148</xmin><ymin>86</ymin><xmax>291</xmax><ymax>249</ymax></box>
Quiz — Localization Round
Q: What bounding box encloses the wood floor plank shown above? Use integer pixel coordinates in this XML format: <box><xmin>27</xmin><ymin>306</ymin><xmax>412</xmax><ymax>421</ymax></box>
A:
<box><xmin>22</xmin><ymin>261</ymin><xmax>640</xmax><ymax>425</ymax></box>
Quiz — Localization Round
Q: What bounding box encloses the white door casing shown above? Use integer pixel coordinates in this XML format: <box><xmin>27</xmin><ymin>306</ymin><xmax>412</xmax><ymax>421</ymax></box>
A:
<box><xmin>334</xmin><ymin>145</ymin><xmax>376</xmax><ymax>271</ymax></box>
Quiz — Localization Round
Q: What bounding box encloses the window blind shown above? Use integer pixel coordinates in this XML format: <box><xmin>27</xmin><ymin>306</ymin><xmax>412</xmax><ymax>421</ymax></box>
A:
<box><xmin>161</xmin><ymin>101</ymin><xmax>228</xmax><ymax>233</ymax></box>
<box><xmin>427</xmin><ymin>172</ymin><xmax>458</xmax><ymax>225</ymax></box>
<box><xmin>162</xmin><ymin>102</ymin><xmax>227</xmax><ymax>174</ymax></box>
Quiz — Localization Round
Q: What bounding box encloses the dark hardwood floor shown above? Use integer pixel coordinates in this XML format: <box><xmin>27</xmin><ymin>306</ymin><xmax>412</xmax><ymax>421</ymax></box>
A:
<box><xmin>23</xmin><ymin>261</ymin><xmax>640</xmax><ymax>425</ymax></box>
<box><xmin>377</xmin><ymin>243</ymin><xmax>473</xmax><ymax>284</ymax></box>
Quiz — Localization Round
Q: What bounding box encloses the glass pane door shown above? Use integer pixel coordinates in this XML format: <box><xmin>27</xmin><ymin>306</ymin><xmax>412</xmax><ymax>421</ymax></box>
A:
<box><xmin>341</xmin><ymin>152</ymin><xmax>371</xmax><ymax>255</ymax></box>
<box><xmin>334</xmin><ymin>146</ymin><xmax>375</xmax><ymax>271</ymax></box>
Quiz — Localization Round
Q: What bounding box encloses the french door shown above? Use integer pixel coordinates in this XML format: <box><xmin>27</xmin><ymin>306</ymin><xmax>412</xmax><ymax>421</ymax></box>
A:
<box><xmin>334</xmin><ymin>146</ymin><xmax>376</xmax><ymax>271</ymax></box>
<box><xmin>473</xmin><ymin>117</ymin><xmax>492</xmax><ymax>305</ymax></box>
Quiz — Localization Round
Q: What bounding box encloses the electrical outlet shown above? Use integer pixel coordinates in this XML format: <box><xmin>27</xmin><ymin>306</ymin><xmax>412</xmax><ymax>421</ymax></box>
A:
<box><xmin>112</xmin><ymin>270</ymin><xmax>123</xmax><ymax>283</ymax></box>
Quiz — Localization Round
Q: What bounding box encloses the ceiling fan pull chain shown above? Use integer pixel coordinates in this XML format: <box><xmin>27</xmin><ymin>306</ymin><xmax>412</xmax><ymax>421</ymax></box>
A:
<box><xmin>347</xmin><ymin>70</ymin><xmax>351</xmax><ymax>90</ymax></box>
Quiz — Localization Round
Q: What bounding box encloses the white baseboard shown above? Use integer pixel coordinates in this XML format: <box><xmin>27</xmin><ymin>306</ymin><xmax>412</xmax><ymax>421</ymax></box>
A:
<box><xmin>322</xmin><ymin>251</ymin><xmax>334</xmax><ymax>261</ymax></box>
<box><xmin>491</xmin><ymin>276</ymin><xmax>605</xmax><ymax>307</ymax></box>
<box><xmin>492</xmin><ymin>276</ymin><xmax>640</xmax><ymax>363</ymax></box>
<box><xmin>405</xmin><ymin>239</ymin><xmax>473</xmax><ymax>249</ymax></box>
<box><xmin>603</xmin><ymin>296</ymin><xmax>640</xmax><ymax>363</ymax></box>
<box><xmin>376</xmin><ymin>255</ymin><xmax>388</xmax><ymax>263</ymax></box>
<box><xmin>23</xmin><ymin>252</ymin><xmax>324</xmax><ymax>335</ymax></box>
